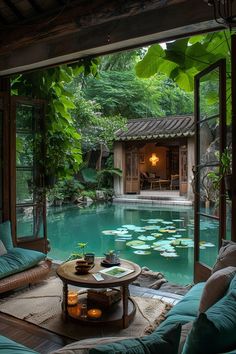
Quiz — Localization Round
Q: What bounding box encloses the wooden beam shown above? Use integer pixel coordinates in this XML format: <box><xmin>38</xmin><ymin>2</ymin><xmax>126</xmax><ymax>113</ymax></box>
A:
<box><xmin>0</xmin><ymin>0</ymin><xmax>232</xmax><ymax>75</ymax></box>
<box><xmin>27</xmin><ymin>0</ymin><xmax>43</xmax><ymax>14</ymax></box>
<box><xmin>3</xmin><ymin>0</ymin><xmax>25</xmax><ymax>20</ymax></box>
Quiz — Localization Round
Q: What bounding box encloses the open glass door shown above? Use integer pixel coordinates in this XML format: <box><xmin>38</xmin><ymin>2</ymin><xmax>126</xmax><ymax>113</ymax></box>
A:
<box><xmin>194</xmin><ymin>59</ymin><xmax>226</xmax><ymax>283</ymax></box>
<box><xmin>10</xmin><ymin>97</ymin><xmax>47</xmax><ymax>253</ymax></box>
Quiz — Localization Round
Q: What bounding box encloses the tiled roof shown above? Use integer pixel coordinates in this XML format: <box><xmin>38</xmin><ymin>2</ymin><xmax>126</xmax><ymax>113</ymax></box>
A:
<box><xmin>115</xmin><ymin>115</ymin><xmax>194</xmax><ymax>141</ymax></box>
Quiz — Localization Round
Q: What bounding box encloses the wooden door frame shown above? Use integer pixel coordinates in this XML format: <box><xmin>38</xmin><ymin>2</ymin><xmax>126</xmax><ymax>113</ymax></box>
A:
<box><xmin>231</xmin><ymin>35</ymin><xmax>236</xmax><ymax>241</ymax></box>
<box><xmin>194</xmin><ymin>59</ymin><xmax>226</xmax><ymax>283</ymax></box>
<box><xmin>10</xmin><ymin>96</ymin><xmax>48</xmax><ymax>252</ymax></box>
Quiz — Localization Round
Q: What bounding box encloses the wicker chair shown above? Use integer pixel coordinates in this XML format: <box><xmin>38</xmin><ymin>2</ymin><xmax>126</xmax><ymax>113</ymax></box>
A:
<box><xmin>0</xmin><ymin>259</ymin><xmax>51</xmax><ymax>294</ymax></box>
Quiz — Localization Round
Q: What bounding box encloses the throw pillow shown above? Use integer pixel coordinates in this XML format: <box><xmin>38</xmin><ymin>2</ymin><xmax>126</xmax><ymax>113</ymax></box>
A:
<box><xmin>0</xmin><ymin>220</ymin><xmax>13</xmax><ymax>250</ymax></box>
<box><xmin>199</xmin><ymin>266</ymin><xmax>236</xmax><ymax>312</ymax></box>
<box><xmin>212</xmin><ymin>240</ymin><xmax>236</xmax><ymax>273</ymax></box>
<box><xmin>0</xmin><ymin>240</ymin><xmax>7</xmax><ymax>256</ymax></box>
<box><xmin>182</xmin><ymin>290</ymin><xmax>236</xmax><ymax>354</ymax></box>
<box><xmin>89</xmin><ymin>323</ymin><xmax>181</xmax><ymax>354</ymax></box>
<box><xmin>178</xmin><ymin>322</ymin><xmax>193</xmax><ymax>354</ymax></box>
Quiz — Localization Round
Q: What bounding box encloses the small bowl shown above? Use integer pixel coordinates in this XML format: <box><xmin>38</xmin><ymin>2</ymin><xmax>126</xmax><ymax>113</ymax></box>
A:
<box><xmin>75</xmin><ymin>260</ymin><xmax>94</xmax><ymax>275</ymax></box>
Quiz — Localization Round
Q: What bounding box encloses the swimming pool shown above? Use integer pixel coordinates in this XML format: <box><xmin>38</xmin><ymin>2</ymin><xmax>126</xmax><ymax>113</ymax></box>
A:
<box><xmin>46</xmin><ymin>202</ymin><xmax>219</xmax><ymax>285</ymax></box>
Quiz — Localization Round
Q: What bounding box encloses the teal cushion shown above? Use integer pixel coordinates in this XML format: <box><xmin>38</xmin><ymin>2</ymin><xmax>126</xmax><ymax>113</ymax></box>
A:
<box><xmin>0</xmin><ymin>335</ymin><xmax>38</xmax><ymax>353</ymax></box>
<box><xmin>164</xmin><ymin>283</ymin><xmax>204</xmax><ymax>318</ymax></box>
<box><xmin>89</xmin><ymin>323</ymin><xmax>181</xmax><ymax>354</ymax></box>
<box><xmin>229</xmin><ymin>274</ymin><xmax>236</xmax><ymax>291</ymax></box>
<box><xmin>182</xmin><ymin>290</ymin><xmax>236</xmax><ymax>354</ymax></box>
<box><xmin>0</xmin><ymin>221</ymin><xmax>13</xmax><ymax>250</ymax></box>
<box><xmin>0</xmin><ymin>248</ymin><xmax>46</xmax><ymax>279</ymax></box>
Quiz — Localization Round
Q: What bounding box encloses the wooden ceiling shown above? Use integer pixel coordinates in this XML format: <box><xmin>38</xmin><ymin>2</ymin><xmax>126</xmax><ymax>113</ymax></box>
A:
<box><xmin>0</xmin><ymin>0</ymin><xmax>232</xmax><ymax>75</ymax></box>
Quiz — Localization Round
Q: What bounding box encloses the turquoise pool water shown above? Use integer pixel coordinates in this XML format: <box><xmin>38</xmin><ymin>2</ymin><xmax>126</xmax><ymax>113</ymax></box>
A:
<box><xmin>46</xmin><ymin>202</ymin><xmax>218</xmax><ymax>285</ymax></box>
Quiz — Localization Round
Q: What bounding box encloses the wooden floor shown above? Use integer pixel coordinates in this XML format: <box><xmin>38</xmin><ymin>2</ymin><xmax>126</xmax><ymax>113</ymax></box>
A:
<box><xmin>0</xmin><ymin>286</ymin><xmax>183</xmax><ymax>353</ymax></box>
<box><xmin>0</xmin><ymin>312</ymin><xmax>72</xmax><ymax>353</ymax></box>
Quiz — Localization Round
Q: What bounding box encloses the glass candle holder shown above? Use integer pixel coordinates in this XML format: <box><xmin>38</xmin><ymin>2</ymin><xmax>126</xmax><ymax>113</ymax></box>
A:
<box><xmin>67</xmin><ymin>291</ymin><xmax>78</xmax><ymax>306</ymax></box>
<box><xmin>80</xmin><ymin>303</ymin><xmax>87</xmax><ymax>318</ymax></box>
<box><xmin>87</xmin><ymin>308</ymin><xmax>102</xmax><ymax>319</ymax></box>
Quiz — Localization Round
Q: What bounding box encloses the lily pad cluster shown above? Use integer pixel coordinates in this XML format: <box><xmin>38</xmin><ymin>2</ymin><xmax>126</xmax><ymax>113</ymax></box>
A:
<box><xmin>101</xmin><ymin>217</ymin><xmax>216</xmax><ymax>258</ymax></box>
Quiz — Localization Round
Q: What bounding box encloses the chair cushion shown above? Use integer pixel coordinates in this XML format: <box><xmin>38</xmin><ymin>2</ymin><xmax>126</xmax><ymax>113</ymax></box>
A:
<box><xmin>0</xmin><ymin>240</ymin><xmax>7</xmax><ymax>256</ymax></box>
<box><xmin>89</xmin><ymin>324</ymin><xmax>181</xmax><ymax>354</ymax></box>
<box><xmin>212</xmin><ymin>240</ymin><xmax>236</xmax><ymax>273</ymax></box>
<box><xmin>199</xmin><ymin>266</ymin><xmax>236</xmax><ymax>312</ymax></box>
<box><xmin>0</xmin><ymin>221</ymin><xmax>13</xmax><ymax>250</ymax></box>
<box><xmin>0</xmin><ymin>248</ymin><xmax>46</xmax><ymax>279</ymax></box>
<box><xmin>182</xmin><ymin>290</ymin><xmax>236</xmax><ymax>353</ymax></box>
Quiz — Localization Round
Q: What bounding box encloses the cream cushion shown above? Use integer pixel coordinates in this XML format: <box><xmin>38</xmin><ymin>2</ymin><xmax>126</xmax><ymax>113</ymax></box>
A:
<box><xmin>212</xmin><ymin>240</ymin><xmax>236</xmax><ymax>273</ymax></box>
<box><xmin>199</xmin><ymin>266</ymin><xmax>236</xmax><ymax>313</ymax></box>
<box><xmin>51</xmin><ymin>337</ymin><xmax>130</xmax><ymax>354</ymax></box>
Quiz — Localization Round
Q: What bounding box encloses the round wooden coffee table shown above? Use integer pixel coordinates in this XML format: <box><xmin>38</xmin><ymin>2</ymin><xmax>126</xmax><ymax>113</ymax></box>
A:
<box><xmin>56</xmin><ymin>258</ymin><xmax>141</xmax><ymax>328</ymax></box>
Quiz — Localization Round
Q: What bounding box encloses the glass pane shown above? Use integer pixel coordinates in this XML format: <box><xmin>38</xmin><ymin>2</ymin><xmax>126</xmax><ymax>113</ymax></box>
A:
<box><xmin>199</xmin><ymin>215</ymin><xmax>219</xmax><ymax>266</ymax></box>
<box><xmin>199</xmin><ymin>68</ymin><xmax>219</xmax><ymax>120</ymax></box>
<box><xmin>16</xmin><ymin>205</ymin><xmax>43</xmax><ymax>239</ymax></box>
<box><xmin>16</xmin><ymin>170</ymin><xmax>34</xmax><ymax>203</ymax></box>
<box><xmin>16</xmin><ymin>133</ymin><xmax>34</xmax><ymax>167</ymax></box>
<box><xmin>199</xmin><ymin>117</ymin><xmax>220</xmax><ymax>165</ymax></box>
<box><xmin>199</xmin><ymin>166</ymin><xmax>219</xmax><ymax>216</ymax></box>
<box><xmin>16</xmin><ymin>104</ymin><xmax>33</xmax><ymax>130</ymax></box>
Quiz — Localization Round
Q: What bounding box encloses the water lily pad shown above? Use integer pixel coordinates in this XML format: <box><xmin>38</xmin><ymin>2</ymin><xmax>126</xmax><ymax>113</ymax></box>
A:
<box><xmin>102</xmin><ymin>230</ymin><xmax>118</xmax><ymax>235</ymax></box>
<box><xmin>160</xmin><ymin>252</ymin><xmax>179</xmax><ymax>258</ymax></box>
<box><xmin>115</xmin><ymin>238</ymin><xmax>128</xmax><ymax>242</ymax></box>
<box><xmin>116</xmin><ymin>230</ymin><xmax>129</xmax><ymax>235</ymax></box>
<box><xmin>126</xmin><ymin>240</ymin><xmax>145</xmax><ymax>247</ymax></box>
<box><xmin>177</xmin><ymin>228</ymin><xmax>186</xmax><ymax>232</ymax></box>
<box><xmin>167</xmin><ymin>230</ymin><xmax>176</xmax><ymax>233</ymax></box>
<box><xmin>130</xmin><ymin>244</ymin><xmax>151</xmax><ymax>250</ymax></box>
<box><xmin>204</xmin><ymin>242</ymin><xmax>215</xmax><ymax>247</ymax></box>
<box><xmin>138</xmin><ymin>236</ymin><xmax>156</xmax><ymax>241</ymax></box>
<box><xmin>159</xmin><ymin>229</ymin><xmax>169</xmax><ymax>233</ymax></box>
<box><xmin>143</xmin><ymin>225</ymin><xmax>160</xmax><ymax>230</ymax></box>
<box><xmin>167</xmin><ymin>237</ymin><xmax>176</xmax><ymax>240</ymax></box>
<box><xmin>172</xmin><ymin>219</ymin><xmax>184</xmax><ymax>222</ymax></box>
<box><xmin>161</xmin><ymin>221</ymin><xmax>174</xmax><ymax>225</ymax></box>
<box><xmin>174</xmin><ymin>234</ymin><xmax>182</xmax><ymax>238</ymax></box>
<box><xmin>151</xmin><ymin>233</ymin><xmax>163</xmax><ymax>237</ymax></box>
<box><xmin>134</xmin><ymin>250</ymin><xmax>151</xmax><ymax>255</ymax></box>
<box><xmin>122</xmin><ymin>225</ymin><xmax>138</xmax><ymax>230</ymax></box>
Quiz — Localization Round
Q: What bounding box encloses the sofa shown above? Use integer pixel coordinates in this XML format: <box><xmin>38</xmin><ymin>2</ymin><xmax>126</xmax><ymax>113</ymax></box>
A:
<box><xmin>1</xmin><ymin>240</ymin><xmax>236</xmax><ymax>354</ymax></box>
<box><xmin>0</xmin><ymin>220</ymin><xmax>51</xmax><ymax>294</ymax></box>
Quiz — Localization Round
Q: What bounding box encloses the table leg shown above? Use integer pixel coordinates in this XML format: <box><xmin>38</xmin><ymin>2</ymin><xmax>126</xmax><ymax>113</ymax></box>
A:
<box><xmin>62</xmin><ymin>282</ymin><xmax>68</xmax><ymax>320</ymax></box>
<box><xmin>121</xmin><ymin>285</ymin><xmax>129</xmax><ymax>328</ymax></box>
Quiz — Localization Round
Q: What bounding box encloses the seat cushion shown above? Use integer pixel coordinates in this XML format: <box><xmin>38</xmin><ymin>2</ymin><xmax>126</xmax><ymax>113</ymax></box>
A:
<box><xmin>89</xmin><ymin>324</ymin><xmax>181</xmax><ymax>354</ymax></box>
<box><xmin>0</xmin><ymin>248</ymin><xmax>46</xmax><ymax>279</ymax></box>
<box><xmin>199</xmin><ymin>266</ymin><xmax>236</xmax><ymax>312</ymax></box>
<box><xmin>0</xmin><ymin>221</ymin><xmax>13</xmax><ymax>250</ymax></box>
<box><xmin>182</xmin><ymin>290</ymin><xmax>236</xmax><ymax>353</ymax></box>
<box><xmin>0</xmin><ymin>335</ymin><xmax>38</xmax><ymax>353</ymax></box>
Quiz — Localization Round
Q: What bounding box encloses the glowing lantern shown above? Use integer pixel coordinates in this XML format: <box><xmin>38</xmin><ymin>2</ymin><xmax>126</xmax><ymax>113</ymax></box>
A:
<box><xmin>149</xmin><ymin>153</ymin><xmax>159</xmax><ymax>166</ymax></box>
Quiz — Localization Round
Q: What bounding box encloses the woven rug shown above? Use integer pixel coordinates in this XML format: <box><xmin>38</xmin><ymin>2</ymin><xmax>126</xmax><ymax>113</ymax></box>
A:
<box><xmin>0</xmin><ymin>277</ymin><xmax>172</xmax><ymax>341</ymax></box>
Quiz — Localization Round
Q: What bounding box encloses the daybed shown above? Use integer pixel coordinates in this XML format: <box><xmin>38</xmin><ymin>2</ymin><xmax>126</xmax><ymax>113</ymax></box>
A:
<box><xmin>0</xmin><ymin>220</ymin><xmax>51</xmax><ymax>294</ymax></box>
<box><xmin>1</xmin><ymin>240</ymin><xmax>236</xmax><ymax>353</ymax></box>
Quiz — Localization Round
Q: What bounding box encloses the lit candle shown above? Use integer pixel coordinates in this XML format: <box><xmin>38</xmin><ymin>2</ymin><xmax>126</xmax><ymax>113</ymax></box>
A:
<box><xmin>67</xmin><ymin>291</ymin><xmax>78</xmax><ymax>306</ymax></box>
<box><xmin>87</xmin><ymin>308</ymin><xmax>102</xmax><ymax>319</ymax></box>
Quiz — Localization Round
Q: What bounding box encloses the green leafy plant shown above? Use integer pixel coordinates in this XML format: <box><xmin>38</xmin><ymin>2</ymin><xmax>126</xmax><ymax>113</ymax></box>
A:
<box><xmin>66</xmin><ymin>242</ymin><xmax>88</xmax><ymax>261</ymax></box>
